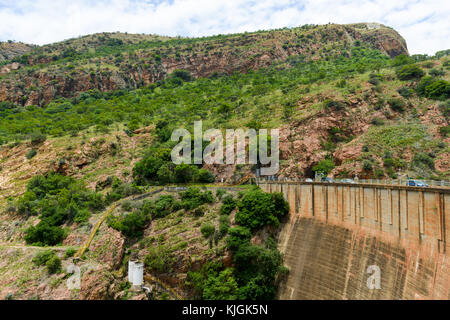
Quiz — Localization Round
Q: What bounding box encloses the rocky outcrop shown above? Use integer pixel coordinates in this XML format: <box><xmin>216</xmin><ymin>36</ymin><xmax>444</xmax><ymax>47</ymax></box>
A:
<box><xmin>0</xmin><ymin>23</ymin><xmax>408</xmax><ymax>106</ymax></box>
<box><xmin>0</xmin><ymin>42</ymin><xmax>34</xmax><ymax>63</ymax></box>
<box><xmin>79</xmin><ymin>268</ymin><xmax>119</xmax><ymax>300</ymax></box>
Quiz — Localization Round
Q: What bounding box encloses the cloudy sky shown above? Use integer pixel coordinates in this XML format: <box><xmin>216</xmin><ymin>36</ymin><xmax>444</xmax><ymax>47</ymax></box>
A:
<box><xmin>0</xmin><ymin>0</ymin><xmax>448</xmax><ymax>55</ymax></box>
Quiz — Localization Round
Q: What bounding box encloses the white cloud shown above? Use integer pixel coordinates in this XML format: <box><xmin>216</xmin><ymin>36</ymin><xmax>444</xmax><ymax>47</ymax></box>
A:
<box><xmin>0</xmin><ymin>0</ymin><xmax>448</xmax><ymax>55</ymax></box>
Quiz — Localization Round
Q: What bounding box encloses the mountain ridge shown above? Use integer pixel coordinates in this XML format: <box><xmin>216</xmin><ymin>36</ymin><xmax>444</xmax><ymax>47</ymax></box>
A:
<box><xmin>0</xmin><ymin>22</ymin><xmax>408</xmax><ymax>106</ymax></box>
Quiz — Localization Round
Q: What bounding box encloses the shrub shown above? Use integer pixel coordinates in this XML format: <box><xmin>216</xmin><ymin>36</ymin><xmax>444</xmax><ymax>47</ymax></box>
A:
<box><xmin>203</xmin><ymin>269</ymin><xmax>238</xmax><ymax>300</ymax></box>
<box><xmin>439</xmin><ymin>126</ymin><xmax>450</xmax><ymax>137</ymax></box>
<box><xmin>233</xmin><ymin>242</ymin><xmax>285</xmax><ymax>300</ymax></box>
<box><xmin>180</xmin><ymin>187</ymin><xmax>214</xmax><ymax>210</ymax></box>
<box><xmin>33</xmin><ymin>250</ymin><xmax>57</xmax><ymax>266</ymax></box>
<box><xmin>215</xmin><ymin>189</ymin><xmax>226</xmax><ymax>200</ymax></box>
<box><xmin>370</xmin><ymin>117</ymin><xmax>384</xmax><ymax>126</ymax></box>
<box><xmin>20</xmin><ymin>172</ymin><xmax>104</xmax><ymax>245</ymax></box>
<box><xmin>193</xmin><ymin>206</ymin><xmax>205</xmax><ymax>217</ymax></box>
<box><xmin>313</xmin><ymin>159</ymin><xmax>335</xmax><ymax>175</ymax></box>
<box><xmin>133</xmin><ymin>155</ymin><xmax>165</xmax><ymax>184</ymax></box>
<box><xmin>235</xmin><ymin>189</ymin><xmax>289</xmax><ymax>231</ymax></box>
<box><xmin>170</xmin><ymin>69</ymin><xmax>193</xmax><ymax>82</ymax></box>
<box><xmin>156</xmin><ymin>163</ymin><xmax>174</xmax><ymax>184</ymax></box>
<box><xmin>174</xmin><ymin>164</ymin><xmax>195</xmax><ymax>183</ymax></box>
<box><xmin>26</xmin><ymin>149</ymin><xmax>37</xmax><ymax>159</ymax></box>
<box><xmin>196</xmin><ymin>169</ymin><xmax>215</xmax><ymax>183</ymax></box>
<box><xmin>200</xmin><ymin>223</ymin><xmax>216</xmax><ymax>238</ymax></box>
<box><xmin>144</xmin><ymin>244</ymin><xmax>174</xmax><ymax>273</ymax></box>
<box><xmin>107</xmin><ymin>210</ymin><xmax>151</xmax><ymax>238</ymax></box>
<box><xmin>396</xmin><ymin>64</ymin><xmax>425</xmax><ymax>80</ymax></box>
<box><xmin>73</xmin><ymin>209</ymin><xmax>91</xmax><ymax>224</ymax></box>
<box><xmin>46</xmin><ymin>256</ymin><xmax>62</xmax><ymax>274</ymax></box>
<box><xmin>388</xmin><ymin>98</ymin><xmax>406</xmax><ymax>112</ymax></box>
<box><xmin>368</xmin><ymin>73</ymin><xmax>383</xmax><ymax>85</ymax></box>
<box><xmin>226</xmin><ymin>226</ymin><xmax>252</xmax><ymax>252</ymax></box>
<box><xmin>429</xmin><ymin>68</ymin><xmax>445</xmax><ymax>77</ymax></box>
<box><xmin>397</xmin><ymin>87</ymin><xmax>413</xmax><ymax>98</ymax></box>
<box><xmin>323</xmin><ymin>99</ymin><xmax>345</xmax><ymax>111</ymax></box>
<box><xmin>411</xmin><ymin>152</ymin><xmax>434</xmax><ymax>170</ymax></box>
<box><xmin>30</xmin><ymin>131</ymin><xmax>47</xmax><ymax>144</ymax></box>
<box><xmin>391</xmin><ymin>54</ymin><xmax>413</xmax><ymax>66</ymax></box>
<box><xmin>25</xmin><ymin>222</ymin><xmax>67</xmax><ymax>246</ymax></box>
<box><xmin>363</xmin><ymin>161</ymin><xmax>373</xmax><ymax>171</ymax></box>
<box><xmin>32</xmin><ymin>250</ymin><xmax>62</xmax><ymax>274</ymax></box>
<box><xmin>64</xmin><ymin>248</ymin><xmax>77</xmax><ymax>259</ymax></box>
<box><xmin>416</xmin><ymin>76</ymin><xmax>435</xmax><ymax>96</ymax></box>
<box><xmin>218</xmin><ymin>215</ymin><xmax>230</xmax><ymax>238</ymax></box>
<box><xmin>374</xmin><ymin>168</ymin><xmax>384</xmax><ymax>178</ymax></box>
<box><xmin>219</xmin><ymin>195</ymin><xmax>237</xmax><ymax>215</ymax></box>
<box><xmin>424</xmin><ymin>80</ymin><xmax>450</xmax><ymax>100</ymax></box>
<box><xmin>383</xmin><ymin>158</ymin><xmax>395</xmax><ymax>168</ymax></box>
<box><xmin>153</xmin><ymin>195</ymin><xmax>175</xmax><ymax>218</ymax></box>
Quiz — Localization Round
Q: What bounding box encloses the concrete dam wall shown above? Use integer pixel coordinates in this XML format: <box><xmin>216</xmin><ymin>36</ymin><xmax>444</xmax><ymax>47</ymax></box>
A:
<box><xmin>258</xmin><ymin>182</ymin><xmax>449</xmax><ymax>300</ymax></box>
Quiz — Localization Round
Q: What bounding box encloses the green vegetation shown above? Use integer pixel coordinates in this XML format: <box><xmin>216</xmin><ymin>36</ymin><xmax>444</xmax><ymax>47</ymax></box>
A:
<box><xmin>416</xmin><ymin>76</ymin><xmax>450</xmax><ymax>100</ymax></box>
<box><xmin>64</xmin><ymin>247</ymin><xmax>77</xmax><ymax>259</ymax></box>
<box><xmin>132</xmin><ymin>147</ymin><xmax>214</xmax><ymax>185</ymax></box>
<box><xmin>25</xmin><ymin>149</ymin><xmax>37</xmax><ymax>159</ymax></box>
<box><xmin>0</xmin><ymin>47</ymin><xmax>390</xmax><ymax>144</ymax></box>
<box><xmin>187</xmin><ymin>187</ymin><xmax>289</xmax><ymax>300</ymax></box>
<box><xmin>313</xmin><ymin>159</ymin><xmax>335</xmax><ymax>175</ymax></box>
<box><xmin>200</xmin><ymin>223</ymin><xmax>216</xmax><ymax>238</ymax></box>
<box><xmin>235</xmin><ymin>188</ymin><xmax>289</xmax><ymax>231</ymax></box>
<box><xmin>219</xmin><ymin>195</ymin><xmax>237</xmax><ymax>215</ymax></box>
<box><xmin>107</xmin><ymin>209</ymin><xmax>151</xmax><ymax>238</ymax></box>
<box><xmin>396</xmin><ymin>64</ymin><xmax>425</xmax><ymax>80</ymax></box>
<box><xmin>32</xmin><ymin>250</ymin><xmax>62</xmax><ymax>274</ymax></box>
<box><xmin>179</xmin><ymin>187</ymin><xmax>214</xmax><ymax>211</ymax></box>
<box><xmin>19</xmin><ymin>172</ymin><xmax>104</xmax><ymax>246</ymax></box>
<box><xmin>144</xmin><ymin>243</ymin><xmax>175</xmax><ymax>273</ymax></box>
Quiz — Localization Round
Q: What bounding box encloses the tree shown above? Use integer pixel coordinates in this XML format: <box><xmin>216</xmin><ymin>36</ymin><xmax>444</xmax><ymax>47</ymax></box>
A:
<box><xmin>396</xmin><ymin>64</ymin><xmax>425</xmax><ymax>80</ymax></box>
<box><xmin>196</xmin><ymin>168</ymin><xmax>215</xmax><ymax>183</ymax></box>
<box><xmin>391</xmin><ymin>54</ymin><xmax>413</xmax><ymax>66</ymax></box>
<box><xmin>157</xmin><ymin>163</ymin><xmax>174</xmax><ymax>184</ymax></box>
<box><xmin>170</xmin><ymin>69</ymin><xmax>193</xmax><ymax>82</ymax></box>
<box><xmin>424</xmin><ymin>80</ymin><xmax>450</xmax><ymax>100</ymax></box>
<box><xmin>30</xmin><ymin>130</ymin><xmax>47</xmax><ymax>145</ymax></box>
<box><xmin>235</xmin><ymin>188</ymin><xmax>288</xmax><ymax>231</ymax></box>
<box><xmin>203</xmin><ymin>269</ymin><xmax>238</xmax><ymax>300</ymax></box>
<box><xmin>174</xmin><ymin>164</ymin><xmax>195</xmax><ymax>183</ymax></box>
<box><xmin>313</xmin><ymin>159</ymin><xmax>335</xmax><ymax>175</ymax></box>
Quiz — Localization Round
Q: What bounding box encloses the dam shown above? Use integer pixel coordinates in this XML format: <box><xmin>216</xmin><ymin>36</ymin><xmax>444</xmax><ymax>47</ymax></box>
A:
<box><xmin>258</xmin><ymin>181</ymin><xmax>449</xmax><ymax>300</ymax></box>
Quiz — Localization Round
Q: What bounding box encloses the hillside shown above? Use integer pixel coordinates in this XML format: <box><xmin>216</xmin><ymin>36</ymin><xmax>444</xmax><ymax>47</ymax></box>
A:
<box><xmin>0</xmin><ymin>23</ymin><xmax>407</xmax><ymax>106</ymax></box>
<box><xmin>0</xmin><ymin>42</ymin><xmax>34</xmax><ymax>63</ymax></box>
<box><xmin>0</xmin><ymin>22</ymin><xmax>449</xmax><ymax>300</ymax></box>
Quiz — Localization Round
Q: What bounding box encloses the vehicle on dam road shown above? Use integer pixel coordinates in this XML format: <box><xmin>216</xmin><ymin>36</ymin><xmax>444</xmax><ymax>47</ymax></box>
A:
<box><xmin>321</xmin><ymin>177</ymin><xmax>335</xmax><ymax>183</ymax></box>
<box><xmin>340</xmin><ymin>178</ymin><xmax>356</xmax><ymax>184</ymax></box>
<box><xmin>406</xmin><ymin>180</ymin><xmax>429</xmax><ymax>187</ymax></box>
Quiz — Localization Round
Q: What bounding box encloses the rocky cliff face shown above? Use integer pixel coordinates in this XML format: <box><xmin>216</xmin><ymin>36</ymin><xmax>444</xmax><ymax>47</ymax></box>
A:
<box><xmin>0</xmin><ymin>42</ymin><xmax>34</xmax><ymax>63</ymax></box>
<box><xmin>0</xmin><ymin>23</ymin><xmax>408</xmax><ymax>106</ymax></box>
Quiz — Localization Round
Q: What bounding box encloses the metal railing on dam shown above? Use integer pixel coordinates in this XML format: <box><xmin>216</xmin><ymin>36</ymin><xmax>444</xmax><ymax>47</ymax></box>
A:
<box><xmin>257</xmin><ymin>181</ymin><xmax>450</xmax><ymax>299</ymax></box>
<box><xmin>258</xmin><ymin>181</ymin><xmax>449</xmax><ymax>253</ymax></box>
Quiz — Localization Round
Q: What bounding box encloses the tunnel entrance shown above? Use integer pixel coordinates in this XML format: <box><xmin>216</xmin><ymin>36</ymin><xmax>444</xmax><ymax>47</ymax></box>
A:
<box><xmin>304</xmin><ymin>164</ymin><xmax>315</xmax><ymax>179</ymax></box>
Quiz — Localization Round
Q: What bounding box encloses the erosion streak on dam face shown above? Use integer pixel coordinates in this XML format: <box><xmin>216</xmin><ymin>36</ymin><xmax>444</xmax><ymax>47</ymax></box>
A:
<box><xmin>258</xmin><ymin>182</ymin><xmax>449</xmax><ymax>300</ymax></box>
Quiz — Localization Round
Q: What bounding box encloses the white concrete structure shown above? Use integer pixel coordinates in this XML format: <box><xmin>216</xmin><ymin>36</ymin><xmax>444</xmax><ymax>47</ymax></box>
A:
<box><xmin>128</xmin><ymin>260</ymin><xmax>135</xmax><ymax>283</ymax></box>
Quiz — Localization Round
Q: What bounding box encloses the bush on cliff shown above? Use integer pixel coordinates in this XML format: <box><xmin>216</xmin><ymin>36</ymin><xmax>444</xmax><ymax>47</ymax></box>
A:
<box><xmin>396</xmin><ymin>64</ymin><xmax>425</xmax><ymax>80</ymax></box>
<box><xmin>235</xmin><ymin>188</ymin><xmax>288</xmax><ymax>231</ymax></box>
<box><xmin>18</xmin><ymin>172</ymin><xmax>105</xmax><ymax>246</ymax></box>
